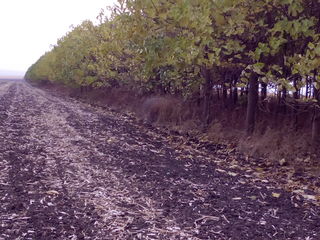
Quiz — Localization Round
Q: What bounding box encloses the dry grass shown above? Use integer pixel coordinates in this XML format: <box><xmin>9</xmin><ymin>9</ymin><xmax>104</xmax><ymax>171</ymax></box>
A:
<box><xmin>140</xmin><ymin>96</ymin><xmax>182</xmax><ymax>124</ymax></box>
<box><xmin>139</xmin><ymin>95</ymin><xmax>320</xmax><ymax>166</ymax></box>
<box><xmin>36</xmin><ymin>83</ymin><xmax>319</xmax><ymax>165</ymax></box>
<box><xmin>238</xmin><ymin>127</ymin><xmax>311</xmax><ymax>160</ymax></box>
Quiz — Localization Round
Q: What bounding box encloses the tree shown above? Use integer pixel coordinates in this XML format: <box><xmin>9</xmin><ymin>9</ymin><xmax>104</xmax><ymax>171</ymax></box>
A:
<box><xmin>25</xmin><ymin>0</ymin><xmax>320</xmax><ymax>138</ymax></box>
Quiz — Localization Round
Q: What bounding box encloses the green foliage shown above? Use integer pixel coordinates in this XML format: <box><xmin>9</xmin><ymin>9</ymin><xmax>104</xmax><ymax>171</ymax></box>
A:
<box><xmin>25</xmin><ymin>0</ymin><xmax>320</xmax><ymax>96</ymax></box>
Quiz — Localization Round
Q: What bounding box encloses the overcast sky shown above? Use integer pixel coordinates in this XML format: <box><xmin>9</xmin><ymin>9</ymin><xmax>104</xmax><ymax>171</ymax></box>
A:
<box><xmin>0</xmin><ymin>0</ymin><xmax>117</xmax><ymax>77</ymax></box>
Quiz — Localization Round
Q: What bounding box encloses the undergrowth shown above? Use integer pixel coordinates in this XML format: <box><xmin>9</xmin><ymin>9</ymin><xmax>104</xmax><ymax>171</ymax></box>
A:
<box><xmin>36</xmin><ymin>82</ymin><xmax>320</xmax><ymax>171</ymax></box>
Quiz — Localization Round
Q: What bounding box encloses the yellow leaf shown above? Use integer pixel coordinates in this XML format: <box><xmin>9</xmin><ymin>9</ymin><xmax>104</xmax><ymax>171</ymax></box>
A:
<box><xmin>214</xmin><ymin>13</ymin><xmax>226</xmax><ymax>25</ymax></box>
<box><xmin>272</xmin><ymin>192</ymin><xmax>281</xmax><ymax>198</ymax></box>
<box><xmin>248</xmin><ymin>196</ymin><xmax>257</xmax><ymax>200</ymax></box>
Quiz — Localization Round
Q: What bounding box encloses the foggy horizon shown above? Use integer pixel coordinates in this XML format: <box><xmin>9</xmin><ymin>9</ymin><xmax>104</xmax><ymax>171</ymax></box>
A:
<box><xmin>0</xmin><ymin>69</ymin><xmax>25</xmax><ymax>78</ymax></box>
<box><xmin>0</xmin><ymin>0</ymin><xmax>117</xmax><ymax>78</ymax></box>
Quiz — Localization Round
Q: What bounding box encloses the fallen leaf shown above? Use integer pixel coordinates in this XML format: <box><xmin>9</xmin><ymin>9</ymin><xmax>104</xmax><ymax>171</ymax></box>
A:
<box><xmin>228</xmin><ymin>171</ymin><xmax>238</xmax><ymax>176</ymax></box>
<box><xmin>259</xmin><ymin>220</ymin><xmax>267</xmax><ymax>225</ymax></box>
<box><xmin>232</xmin><ymin>197</ymin><xmax>242</xmax><ymax>200</ymax></box>
<box><xmin>46</xmin><ymin>190</ymin><xmax>59</xmax><ymax>195</ymax></box>
<box><xmin>272</xmin><ymin>192</ymin><xmax>281</xmax><ymax>198</ymax></box>
<box><xmin>256</xmin><ymin>167</ymin><xmax>264</xmax><ymax>172</ymax></box>
<box><xmin>248</xmin><ymin>196</ymin><xmax>257</xmax><ymax>200</ymax></box>
<box><xmin>279</xmin><ymin>158</ymin><xmax>286</xmax><ymax>166</ymax></box>
<box><xmin>301</xmin><ymin>194</ymin><xmax>316</xmax><ymax>201</ymax></box>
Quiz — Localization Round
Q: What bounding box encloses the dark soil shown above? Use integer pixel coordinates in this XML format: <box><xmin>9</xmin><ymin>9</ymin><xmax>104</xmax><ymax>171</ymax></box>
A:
<box><xmin>0</xmin><ymin>80</ymin><xmax>319</xmax><ymax>240</ymax></box>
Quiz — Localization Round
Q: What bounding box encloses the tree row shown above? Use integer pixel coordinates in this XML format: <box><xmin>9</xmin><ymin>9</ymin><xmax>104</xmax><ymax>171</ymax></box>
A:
<box><xmin>25</xmin><ymin>0</ymin><xmax>320</xmax><ymax>140</ymax></box>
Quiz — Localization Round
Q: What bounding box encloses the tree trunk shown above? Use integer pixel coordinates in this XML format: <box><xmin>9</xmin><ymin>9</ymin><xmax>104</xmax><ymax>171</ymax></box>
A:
<box><xmin>216</xmin><ymin>87</ymin><xmax>220</xmax><ymax>100</ymax></box>
<box><xmin>312</xmin><ymin>108</ymin><xmax>320</xmax><ymax>144</ymax></box>
<box><xmin>240</xmin><ymin>87</ymin><xmax>244</xmax><ymax>97</ymax></box>
<box><xmin>292</xmin><ymin>78</ymin><xmax>300</xmax><ymax>131</ymax></box>
<box><xmin>260</xmin><ymin>82</ymin><xmax>267</xmax><ymax>101</ymax></box>
<box><xmin>293</xmin><ymin>77</ymin><xmax>299</xmax><ymax>99</ymax></box>
<box><xmin>231</xmin><ymin>75</ymin><xmax>239</xmax><ymax>106</ymax></box>
<box><xmin>202</xmin><ymin>67</ymin><xmax>213</xmax><ymax>125</ymax></box>
<box><xmin>313</xmin><ymin>77</ymin><xmax>317</xmax><ymax>98</ymax></box>
<box><xmin>233</xmin><ymin>87</ymin><xmax>238</xmax><ymax>105</ymax></box>
<box><xmin>306</xmin><ymin>77</ymin><xmax>309</xmax><ymax>98</ymax></box>
<box><xmin>246</xmin><ymin>73</ymin><xmax>259</xmax><ymax>135</ymax></box>
<box><xmin>245</xmin><ymin>85</ymin><xmax>249</xmax><ymax>96</ymax></box>
<box><xmin>277</xmin><ymin>90</ymin><xmax>281</xmax><ymax>104</ymax></box>
<box><xmin>312</xmin><ymin>71</ymin><xmax>320</xmax><ymax>144</ymax></box>
<box><xmin>222</xmin><ymin>84</ymin><xmax>228</xmax><ymax>107</ymax></box>
<box><xmin>281</xmin><ymin>87</ymin><xmax>287</xmax><ymax>113</ymax></box>
<box><xmin>282</xmin><ymin>88</ymin><xmax>287</xmax><ymax>100</ymax></box>
<box><xmin>229</xmin><ymin>85</ymin><xmax>233</xmax><ymax>101</ymax></box>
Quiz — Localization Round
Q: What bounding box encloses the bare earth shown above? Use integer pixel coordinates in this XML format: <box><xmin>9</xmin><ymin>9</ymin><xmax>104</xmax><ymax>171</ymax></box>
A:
<box><xmin>0</xmin><ymin>80</ymin><xmax>319</xmax><ymax>240</ymax></box>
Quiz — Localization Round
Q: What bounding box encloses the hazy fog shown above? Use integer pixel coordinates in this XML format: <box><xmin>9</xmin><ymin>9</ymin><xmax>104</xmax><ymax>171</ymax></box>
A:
<box><xmin>0</xmin><ymin>0</ymin><xmax>116</xmax><ymax>78</ymax></box>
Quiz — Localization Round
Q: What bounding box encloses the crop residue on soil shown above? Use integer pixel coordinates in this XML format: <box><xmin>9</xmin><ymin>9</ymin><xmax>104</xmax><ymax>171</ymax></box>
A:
<box><xmin>0</xmin><ymin>80</ymin><xmax>319</xmax><ymax>240</ymax></box>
